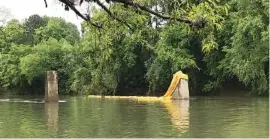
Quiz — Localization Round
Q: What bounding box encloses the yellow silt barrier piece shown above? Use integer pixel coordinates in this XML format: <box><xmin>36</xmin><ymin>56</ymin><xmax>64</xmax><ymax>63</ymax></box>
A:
<box><xmin>87</xmin><ymin>95</ymin><xmax>172</xmax><ymax>102</ymax></box>
<box><xmin>88</xmin><ymin>71</ymin><xmax>189</xmax><ymax>101</ymax></box>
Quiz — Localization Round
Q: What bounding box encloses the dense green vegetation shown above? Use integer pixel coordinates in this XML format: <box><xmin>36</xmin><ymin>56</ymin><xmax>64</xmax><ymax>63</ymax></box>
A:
<box><xmin>0</xmin><ymin>0</ymin><xmax>268</xmax><ymax>96</ymax></box>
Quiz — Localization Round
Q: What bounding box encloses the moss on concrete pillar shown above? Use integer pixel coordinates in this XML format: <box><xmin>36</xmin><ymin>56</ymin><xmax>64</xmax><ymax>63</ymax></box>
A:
<box><xmin>45</xmin><ymin>71</ymin><xmax>58</xmax><ymax>102</ymax></box>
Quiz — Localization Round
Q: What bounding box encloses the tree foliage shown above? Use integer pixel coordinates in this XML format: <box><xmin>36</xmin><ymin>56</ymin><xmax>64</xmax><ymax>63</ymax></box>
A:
<box><xmin>0</xmin><ymin>0</ymin><xmax>268</xmax><ymax>96</ymax></box>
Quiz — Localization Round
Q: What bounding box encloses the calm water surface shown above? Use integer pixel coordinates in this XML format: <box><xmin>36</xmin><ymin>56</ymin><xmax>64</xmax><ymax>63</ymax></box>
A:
<box><xmin>0</xmin><ymin>96</ymin><xmax>268</xmax><ymax>138</ymax></box>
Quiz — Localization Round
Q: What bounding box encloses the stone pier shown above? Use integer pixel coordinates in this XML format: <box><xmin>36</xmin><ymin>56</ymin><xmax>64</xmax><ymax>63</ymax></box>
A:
<box><xmin>172</xmin><ymin>79</ymin><xmax>189</xmax><ymax>99</ymax></box>
<box><xmin>45</xmin><ymin>71</ymin><xmax>59</xmax><ymax>102</ymax></box>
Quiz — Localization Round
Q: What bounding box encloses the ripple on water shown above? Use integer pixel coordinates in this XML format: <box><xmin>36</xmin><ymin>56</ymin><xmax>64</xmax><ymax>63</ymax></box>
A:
<box><xmin>0</xmin><ymin>99</ymin><xmax>67</xmax><ymax>103</ymax></box>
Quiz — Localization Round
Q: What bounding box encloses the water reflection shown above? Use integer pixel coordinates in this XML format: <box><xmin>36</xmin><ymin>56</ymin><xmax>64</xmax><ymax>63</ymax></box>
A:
<box><xmin>45</xmin><ymin>102</ymin><xmax>59</xmax><ymax>133</ymax></box>
<box><xmin>0</xmin><ymin>97</ymin><xmax>268</xmax><ymax>138</ymax></box>
<box><xmin>162</xmin><ymin>100</ymin><xmax>190</xmax><ymax>133</ymax></box>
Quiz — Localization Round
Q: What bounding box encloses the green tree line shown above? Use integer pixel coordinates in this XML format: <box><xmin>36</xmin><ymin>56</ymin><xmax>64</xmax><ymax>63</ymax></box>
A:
<box><xmin>0</xmin><ymin>0</ymin><xmax>268</xmax><ymax>96</ymax></box>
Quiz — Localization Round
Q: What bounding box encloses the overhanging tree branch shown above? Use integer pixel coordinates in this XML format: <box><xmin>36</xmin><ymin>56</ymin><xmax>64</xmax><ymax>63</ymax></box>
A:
<box><xmin>44</xmin><ymin>0</ymin><xmax>48</xmax><ymax>7</ymax></box>
<box><xmin>94</xmin><ymin>0</ymin><xmax>133</xmax><ymax>30</ymax></box>
<box><xmin>46</xmin><ymin>0</ymin><xmax>203</xmax><ymax>28</ymax></box>
<box><xmin>111</xmin><ymin>0</ymin><xmax>193</xmax><ymax>25</ymax></box>
<box><xmin>58</xmin><ymin>0</ymin><xmax>102</xmax><ymax>28</ymax></box>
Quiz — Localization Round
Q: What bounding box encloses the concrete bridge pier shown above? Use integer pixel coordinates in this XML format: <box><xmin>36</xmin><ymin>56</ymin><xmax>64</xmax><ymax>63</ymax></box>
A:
<box><xmin>45</xmin><ymin>71</ymin><xmax>59</xmax><ymax>102</ymax></box>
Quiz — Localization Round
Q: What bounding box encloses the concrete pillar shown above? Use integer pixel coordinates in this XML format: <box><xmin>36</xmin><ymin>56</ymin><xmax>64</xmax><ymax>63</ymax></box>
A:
<box><xmin>171</xmin><ymin>79</ymin><xmax>189</xmax><ymax>99</ymax></box>
<box><xmin>45</xmin><ymin>71</ymin><xmax>59</xmax><ymax>102</ymax></box>
<box><xmin>179</xmin><ymin>79</ymin><xmax>189</xmax><ymax>99</ymax></box>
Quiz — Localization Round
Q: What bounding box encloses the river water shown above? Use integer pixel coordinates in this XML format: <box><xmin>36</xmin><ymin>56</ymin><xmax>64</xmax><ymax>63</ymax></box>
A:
<box><xmin>0</xmin><ymin>96</ymin><xmax>268</xmax><ymax>138</ymax></box>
